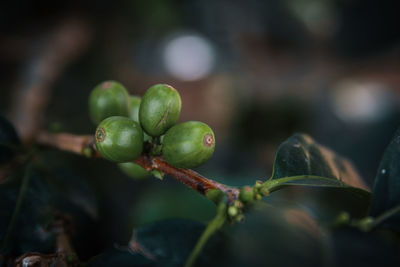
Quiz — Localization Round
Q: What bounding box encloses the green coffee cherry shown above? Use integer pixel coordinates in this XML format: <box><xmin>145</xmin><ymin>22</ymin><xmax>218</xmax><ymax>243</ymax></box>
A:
<box><xmin>95</xmin><ymin>116</ymin><xmax>143</xmax><ymax>162</ymax></box>
<box><xmin>162</xmin><ymin>121</ymin><xmax>215</xmax><ymax>168</ymax></box>
<box><xmin>89</xmin><ymin>81</ymin><xmax>130</xmax><ymax>124</ymax></box>
<box><xmin>128</xmin><ymin>95</ymin><xmax>151</xmax><ymax>142</ymax></box>
<box><xmin>118</xmin><ymin>162</ymin><xmax>150</xmax><ymax>179</ymax></box>
<box><xmin>128</xmin><ymin>96</ymin><xmax>141</xmax><ymax>122</ymax></box>
<box><xmin>139</xmin><ymin>84</ymin><xmax>181</xmax><ymax>137</ymax></box>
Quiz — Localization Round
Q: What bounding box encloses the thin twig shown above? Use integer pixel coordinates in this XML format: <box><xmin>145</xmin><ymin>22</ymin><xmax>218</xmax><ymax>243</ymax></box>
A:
<box><xmin>52</xmin><ymin>213</ymin><xmax>76</xmax><ymax>255</ymax></box>
<box><xmin>370</xmin><ymin>204</ymin><xmax>400</xmax><ymax>230</ymax></box>
<box><xmin>37</xmin><ymin>130</ymin><xmax>98</xmax><ymax>156</ymax></box>
<box><xmin>36</xmin><ymin>130</ymin><xmax>239</xmax><ymax>201</ymax></box>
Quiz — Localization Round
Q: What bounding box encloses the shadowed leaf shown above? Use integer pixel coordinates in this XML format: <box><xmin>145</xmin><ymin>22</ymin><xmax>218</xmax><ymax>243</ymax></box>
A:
<box><xmin>330</xmin><ymin>226</ymin><xmax>400</xmax><ymax>267</ymax></box>
<box><xmin>133</xmin><ymin>219</ymin><xmax>225</xmax><ymax>267</ymax></box>
<box><xmin>369</xmin><ymin>127</ymin><xmax>400</xmax><ymax>231</ymax></box>
<box><xmin>87</xmin><ymin>219</ymin><xmax>226</xmax><ymax>267</ymax></box>
<box><xmin>0</xmin><ymin>114</ymin><xmax>20</xmax><ymax>166</ymax></box>
<box><xmin>266</xmin><ymin>134</ymin><xmax>370</xmax><ymax>198</ymax></box>
<box><xmin>212</xmin><ymin>203</ymin><xmax>324</xmax><ymax>267</ymax></box>
<box><xmin>0</xmin><ymin>168</ymin><xmax>55</xmax><ymax>258</ymax></box>
<box><xmin>87</xmin><ymin>247</ymin><xmax>155</xmax><ymax>267</ymax></box>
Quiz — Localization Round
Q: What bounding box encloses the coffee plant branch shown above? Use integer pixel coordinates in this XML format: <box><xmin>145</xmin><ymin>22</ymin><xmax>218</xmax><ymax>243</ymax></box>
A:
<box><xmin>37</xmin><ymin>130</ymin><xmax>240</xmax><ymax>202</ymax></box>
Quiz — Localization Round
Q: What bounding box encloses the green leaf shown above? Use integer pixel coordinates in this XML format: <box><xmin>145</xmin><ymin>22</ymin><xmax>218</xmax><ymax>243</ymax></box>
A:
<box><xmin>264</xmin><ymin>133</ymin><xmax>370</xmax><ymax>198</ymax></box>
<box><xmin>0</xmin><ymin>114</ymin><xmax>20</xmax><ymax>166</ymax></box>
<box><xmin>44</xmin><ymin>168</ymin><xmax>98</xmax><ymax>219</ymax></box>
<box><xmin>43</xmin><ymin>168</ymin><xmax>100</xmax><ymax>257</ymax></box>
<box><xmin>0</xmin><ymin>166</ymin><xmax>55</xmax><ymax>258</ymax></box>
<box><xmin>330</xmin><ymin>226</ymin><xmax>400</xmax><ymax>266</ymax></box>
<box><xmin>132</xmin><ymin>185</ymin><xmax>215</xmax><ymax>226</ymax></box>
<box><xmin>131</xmin><ymin>219</ymin><xmax>225</xmax><ymax>267</ymax></box>
<box><xmin>211</xmin><ymin>203</ymin><xmax>324</xmax><ymax>267</ymax></box>
<box><xmin>369</xmin><ymin>127</ymin><xmax>400</xmax><ymax>231</ymax></box>
<box><xmin>87</xmin><ymin>247</ymin><xmax>155</xmax><ymax>267</ymax></box>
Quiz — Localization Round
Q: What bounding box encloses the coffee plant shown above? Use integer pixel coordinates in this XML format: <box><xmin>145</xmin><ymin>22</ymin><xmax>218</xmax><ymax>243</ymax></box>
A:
<box><xmin>1</xmin><ymin>81</ymin><xmax>400</xmax><ymax>267</ymax></box>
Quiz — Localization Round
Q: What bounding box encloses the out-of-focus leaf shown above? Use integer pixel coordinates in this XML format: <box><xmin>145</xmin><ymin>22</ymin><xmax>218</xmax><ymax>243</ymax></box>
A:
<box><xmin>132</xmin><ymin>185</ymin><xmax>215</xmax><ymax>227</ymax></box>
<box><xmin>266</xmin><ymin>133</ymin><xmax>370</xmax><ymax>198</ymax></box>
<box><xmin>330</xmin><ymin>227</ymin><xmax>400</xmax><ymax>267</ymax></box>
<box><xmin>268</xmin><ymin>187</ymin><xmax>370</xmax><ymax>223</ymax></box>
<box><xmin>94</xmin><ymin>219</ymin><xmax>224</xmax><ymax>267</ymax></box>
<box><xmin>369</xmin><ymin>127</ymin><xmax>400</xmax><ymax>230</ymax></box>
<box><xmin>132</xmin><ymin>219</ymin><xmax>225</xmax><ymax>267</ymax></box>
<box><xmin>46</xmin><ymin>168</ymin><xmax>98</xmax><ymax>219</ymax></box>
<box><xmin>213</xmin><ymin>203</ymin><xmax>324</xmax><ymax>267</ymax></box>
<box><xmin>0</xmin><ymin>114</ymin><xmax>20</xmax><ymax>165</ymax></box>
<box><xmin>87</xmin><ymin>247</ymin><xmax>155</xmax><ymax>267</ymax></box>
<box><xmin>0</xmin><ymin>168</ymin><xmax>55</xmax><ymax>258</ymax></box>
<box><xmin>38</xmin><ymin>167</ymin><xmax>99</xmax><ymax>260</ymax></box>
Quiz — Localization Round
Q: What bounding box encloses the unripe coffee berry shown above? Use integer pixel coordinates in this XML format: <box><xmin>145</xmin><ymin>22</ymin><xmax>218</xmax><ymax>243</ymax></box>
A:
<box><xmin>162</xmin><ymin>121</ymin><xmax>215</xmax><ymax>168</ymax></box>
<box><xmin>128</xmin><ymin>96</ymin><xmax>141</xmax><ymax>122</ymax></box>
<box><xmin>128</xmin><ymin>95</ymin><xmax>151</xmax><ymax>142</ymax></box>
<box><xmin>95</xmin><ymin>116</ymin><xmax>143</xmax><ymax>162</ymax></box>
<box><xmin>89</xmin><ymin>81</ymin><xmax>130</xmax><ymax>124</ymax></box>
<box><xmin>139</xmin><ymin>84</ymin><xmax>181</xmax><ymax>137</ymax></box>
<box><xmin>119</xmin><ymin>162</ymin><xmax>150</xmax><ymax>179</ymax></box>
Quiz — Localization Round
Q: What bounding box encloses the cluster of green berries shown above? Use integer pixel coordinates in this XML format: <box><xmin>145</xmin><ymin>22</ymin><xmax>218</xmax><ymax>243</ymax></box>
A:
<box><xmin>88</xmin><ymin>81</ymin><xmax>215</xmax><ymax>179</ymax></box>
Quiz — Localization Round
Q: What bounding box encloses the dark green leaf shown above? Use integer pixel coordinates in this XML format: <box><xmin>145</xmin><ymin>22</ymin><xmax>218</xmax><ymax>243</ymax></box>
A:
<box><xmin>0</xmin><ymin>168</ymin><xmax>55</xmax><ymax>257</ymax></box>
<box><xmin>132</xmin><ymin>186</ymin><xmax>215</xmax><ymax>226</ymax></box>
<box><xmin>369</xmin><ymin>127</ymin><xmax>400</xmax><ymax>230</ymax></box>
<box><xmin>45</xmin><ymin>168</ymin><xmax>98</xmax><ymax>219</ymax></box>
<box><xmin>132</xmin><ymin>219</ymin><xmax>225</xmax><ymax>267</ymax></box>
<box><xmin>267</xmin><ymin>133</ymin><xmax>370</xmax><ymax>196</ymax></box>
<box><xmin>0</xmin><ymin>114</ymin><xmax>20</xmax><ymax>165</ymax></box>
<box><xmin>267</xmin><ymin>187</ymin><xmax>371</xmax><ymax>222</ymax></box>
<box><xmin>330</xmin><ymin>226</ymin><xmax>400</xmax><ymax>267</ymax></box>
<box><xmin>87</xmin><ymin>247</ymin><xmax>155</xmax><ymax>267</ymax></box>
<box><xmin>213</xmin><ymin>203</ymin><xmax>324</xmax><ymax>267</ymax></box>
<box><xmin>44</xmin><ymin>168</ymin><xmax>99</xmax><ymax>259</ymax></box>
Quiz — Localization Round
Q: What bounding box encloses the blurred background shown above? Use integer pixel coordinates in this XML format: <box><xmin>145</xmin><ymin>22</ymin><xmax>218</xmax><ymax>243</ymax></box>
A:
<box><xmin>1</xmin><ymin>0</ymin><xmax>400</xmax><ymax>262</ymax></box>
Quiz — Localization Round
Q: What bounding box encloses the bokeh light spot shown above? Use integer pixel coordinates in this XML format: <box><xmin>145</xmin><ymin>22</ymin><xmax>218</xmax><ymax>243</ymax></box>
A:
<box><xmin>163</xmin><ymin>34</ymin><xmax>215</xmax><ymax>81</ymax></box>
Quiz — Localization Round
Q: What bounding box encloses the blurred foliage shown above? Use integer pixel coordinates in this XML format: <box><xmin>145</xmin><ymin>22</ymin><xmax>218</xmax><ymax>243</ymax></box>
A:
<box><xmin>0</xmin><ymin>115</ymin><xmax>20</xmax><ymax>166</ymax></box>
<box><xmin>0</xmin><ymin>166</ymin><xmax>55</xmax><ymax>263</ymax></box>
<box><xmin>0</xmin><ymin>113</ymin><xmax>400</xmax><ymax>266</ymax></box>
<box><xmin>1</xmin><ymin>0</ymin><xmax>400</xmax><ymax>265</ymax></box>
<box><xmin>369</xmin><ymin>127</ymin><xmax>400</xmax><ymax>231</ymax></box>
<box><xmin>268</xmin><ymin>133</ymin><xmax>369</xmax><ymax>196</ymax></box>
<box><xmin>132</xmin><ymin>185</ymin><xmax>215</xmax><ymax>226</ymax></box>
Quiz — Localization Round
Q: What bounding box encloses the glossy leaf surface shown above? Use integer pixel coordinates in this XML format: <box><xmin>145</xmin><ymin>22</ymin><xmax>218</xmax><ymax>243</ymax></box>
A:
<box><xmin>265</xmin><ymin>134</ymin><xmax>370</xmax><ymax>200</ymax></box>
<box><xmin>369</xmin><ymin>127</ymin><xmax>400</xmax><ymax>230</ymax></box>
